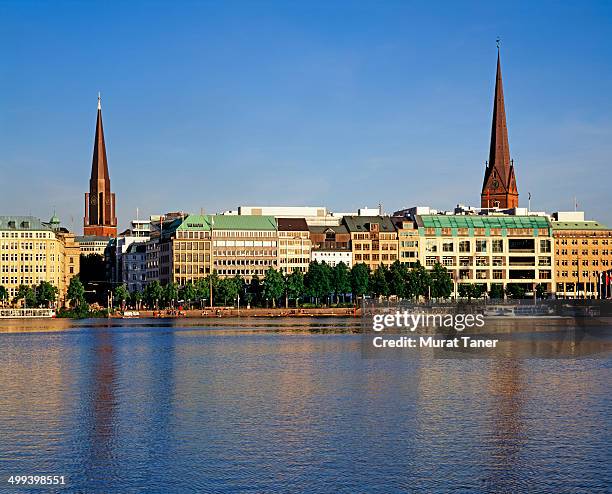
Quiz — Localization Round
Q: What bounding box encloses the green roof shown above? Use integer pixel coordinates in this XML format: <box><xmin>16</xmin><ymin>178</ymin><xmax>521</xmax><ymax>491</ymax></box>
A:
<box><xmin>418</xmin><ymin>215</ymin><xmax>551</xmax><ymax>229</ymax></box>
<box><xmin>0</xmin><ymin>215</ymin><xmax>52</xmax><ymax>231</ymax></box>
<box><xmin>210</xmin><ymin>215</ymin><xmax>276</xmax><ymax>231</ymax></box>
<box><xmin>176</xmin><ymin>215</ymin><xmax>211</xmax><ymax>231</ymax></box>
<box><xmin>176</xmin><ymin>214</ymin><xmax>277</xmax><ymax>232</ymax></box>
<box><xmin>552</xmin><ymin>221</ymin><xmax>609</xmax><ymax>231</ymax></box>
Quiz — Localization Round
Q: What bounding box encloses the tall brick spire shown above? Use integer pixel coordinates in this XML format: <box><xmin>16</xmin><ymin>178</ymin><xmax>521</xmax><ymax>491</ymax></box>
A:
<box><xmin>481</xmin><ymin>46</ymin><xmax>519</xmax><ymax>209</ymax></box>
<box><xmin>84</xmin><ymin>94</ymin><xmax>117</xmax><ymax>237</ymax></box>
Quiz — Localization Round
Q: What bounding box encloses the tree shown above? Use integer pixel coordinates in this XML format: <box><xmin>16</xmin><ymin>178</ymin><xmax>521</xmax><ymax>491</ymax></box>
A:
<box><xmin>506</xmin><ymin>283</ymin><xmax>527</xmax><ymax>299</ymax></box>
<box><xmin>263</xmin><ymin>267</ymin><xmax>284</xmax><ymax>307</ymax></box>
<box><xmin>535</xmin><ymin>283</ymin><xmax>547</xmax><ymax>299</ymax></box>
<box><xmin>0</xmin><ymin>285</ymin><xmax>8</xmax><ymax>307</ymax></box>
<box><xmin>458</xmin><ymin>283</ymin><xmax>486</xmax><ymax>301</ymax></box>
<box><xmin>179</xmin><ymin>282</ymin><xmax>196</xmax><ymax>308</ymax></box>
<box><xmin>387</xmin><ymin>261</ymin><xmax>408</xmax><ymax>298</ymax></box>
<box><xmin>67</xmin><ymin>277</ymin><xmax>86</xmax><ymax>308</ymax></box>
<box><xmin>429</xmin><ymin>263</ymin><xmax>453</xmax><ymax>299</ymax></box>
<box><xmin>207</xmin><ymin>272</ymin><xmax>220</xmax><ymax>307</ymax></box>
<box><xmin>286</xmin><ymin>269</ymin><xmax>305</xmax><ymax>307</ymax></box>
<box><xmin>35</xmin><ymin>281</ymin><xmax>59</xmax><ymax>307</ymax></box>
<box><xmin>248</xmin><ymin>275</ymin><xmax>263</xmax><ymax>307</ymax></box>
<box><xmin>163</xmin><ymin>282</ymin><xmax>178</xmax><ymax>308</ymax></box>
<box><xmin>407</xmin><ymin>261</ymin><xmax>430</xmax><ymax>300</ymax></box>
<box><xmin>233</xmin><ymin>275</ymin><xmax>246</xmax><ymax>306</ymax></box>
<box><xmin>351</xmin><ymin>263</ymin><xmax>369</xmax><ymax>300</ymax></box>
<box><xmin>144</xmin><ymin>280</ymin><xmax>163</xmax><ymax>309</ymax></box>
<box><xmin>370</xmin><ymin>265</ymin><xmax>389</xmax><ymax>298</ymax></box>
<box><xmin>130</xmin><ymin>289</ymin><xmax>143</xmax><ymax>310</ymax></box>
<box><xmin>114</xmin><ymin>284</ymin><xmax>129</xmax><ymax>309</ymax></box>
<box><xmin>489</xmin><ymin>283</ymin><xmax>504</xmax><ymax>300</ymax></box>
<box><xmin>331</xmin><ymin>262</ymin><xmax>351</xmax><ymax>303</ymax></box>
<box><xmin>304</xmin><ymin>261</ymin><xmax>331</xmax><ymax>305</ymax></box>
<box><xmin>194</xmin><ymin>277</ymin><xmax>209</xmax><ymax>307</ymax></box>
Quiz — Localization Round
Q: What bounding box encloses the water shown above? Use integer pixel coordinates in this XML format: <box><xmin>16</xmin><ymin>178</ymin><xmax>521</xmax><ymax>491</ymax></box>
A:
<box><xmin>0</xmin><ymin>318</ymin><xmax>610</xmax><ymax>493</ymax></box>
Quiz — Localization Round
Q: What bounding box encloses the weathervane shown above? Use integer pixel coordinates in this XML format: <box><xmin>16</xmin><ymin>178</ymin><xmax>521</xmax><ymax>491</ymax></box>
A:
<box><xmin>496</xmin><ymin>37</ymin><xmax>501</xmax><ymax>50</ymax></box>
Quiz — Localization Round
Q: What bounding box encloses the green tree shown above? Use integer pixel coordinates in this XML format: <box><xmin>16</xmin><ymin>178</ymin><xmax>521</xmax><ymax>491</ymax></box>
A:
<box><xmin>489</xmin><ymin>283</ymin><xmax>504</xmax><ymax>300</ymax></box>
<box><xmin>407</xmin><ymin>261</ymin><xmax>430</xmax><ymax>300</ymax></box>
<box><xmin>163</xmin><ymin>282</ymin><xmax>178</xmax><ymax>308</ymax></box>
<box><xmin>207</xmin><ymin>272</ymin><xmax>220</xmax><ymax>307</ymax></box>
<box><xmin>143</xmin><ymin>280</ymin><xmax>163</xmax><ymax>309</ymax></box>
<box><xmin>14</xmin><ymin>285</ymin><xmax>37</xmax><ymax>308</ymax></box>
<box><xmin>286</xmin><ymin>269</ymin><xmax>305</xmax><ymax>307</ymax></box>
<box><xmin>36</xmin><ymin>281</ymin><xmax>58</xmax><ymax>307</ymax></box>
<box><xmin>114</xmin><ymin>284</ymin><xmax>129</xmax><ymax>309</ymax></box>
<box><xmin>0</xmin><ymin>285</ymin><xmax>8</xmax><ymax>306</ymax></box>
<box><xmin>304</xmin><ymin>261</ymin><xmax>331</xmax><ymax>305</ymax></box>
<box><xmin>248</xmin><ymin>275</ymin><xmax>263</xmax><ymax>307</ymax></box>
<box><xmin>429</xmin><ymin>263</ymin><xmax>453</xmax><ymax>299</ymax></box>
<box><xmin>263</xmin><ymin>267</ymin><xmax>284</xmax><ymax>307</ymax></box>
<box><xmin>387</xmin><ymin>261</ymin><xmax>408</xmax><ymax>298</ymax></box>
<box><xmin>458</xmin><ymin>283</ymin><xmax>486</xmax><ymax>301</ymax></box>
<box><xmin>67</xmin><ymin>277</ymin><xmax>86</xmax><ymax>308</ymax></box>
<box><xmin>535</xmin><ymin>283</ymin><xmax>547</xmax><ymax>299</ymax></box>
<box><xmin>130</xmin><ymin>289</ymin><xmax>143</xmax><ymax>310</ymax></box>
<box><xmin>350</xmin><ymin>263</ymin><xmax>369</xmax><ymax>300</ymax></box>
<box><xmin>506</xmin><ymin>283</ymin><xmax>527</xmax><ymax>299</ymax></box>
<box><xmin>179</xmin><ymin>282</ymin><xmax>196</xmax><ymax>308</ymax></box>
<box><xmin>194</xmin><ymin>277</ymin><xmax>210</xmax><ymax>307</ymax></box>
<box><xmin>369</xmin><ymin>265</ymin><xmax>389</xmax><ymax>298</ymax></box>
<box><xmin>331</xmin><ymin>262</ymin><xmax>351</xmax><ymax>303</ymax></box>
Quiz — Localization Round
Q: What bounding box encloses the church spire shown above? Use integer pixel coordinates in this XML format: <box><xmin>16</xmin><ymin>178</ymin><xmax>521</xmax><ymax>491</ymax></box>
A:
<box><xmin>481</xmin><ymin>43</ymin><xmax>519</xmax><ymax>209</ymax></box>
<box><xmin>84</xmin><ymin>94</ymin><xmax>117</xmax><ymax>237</ymax></box>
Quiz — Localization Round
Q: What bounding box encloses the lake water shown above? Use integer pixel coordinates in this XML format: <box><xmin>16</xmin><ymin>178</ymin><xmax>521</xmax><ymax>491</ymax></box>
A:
<box><xmin>0</xmin><ymin>318</ymin><xmax>610</xmax><ymax>493</ymax></box>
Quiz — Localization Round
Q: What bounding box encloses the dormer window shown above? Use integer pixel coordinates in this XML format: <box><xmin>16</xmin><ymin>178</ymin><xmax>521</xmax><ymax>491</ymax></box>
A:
<box><xmin>8</xmin><ymin>221</ymin><xmax>16</xmax><ymax>229</ymax></box>
<box><xmin>21</xmin><ymin>221</ymin><xmax>30</xmax><ymax>229</ymax></box>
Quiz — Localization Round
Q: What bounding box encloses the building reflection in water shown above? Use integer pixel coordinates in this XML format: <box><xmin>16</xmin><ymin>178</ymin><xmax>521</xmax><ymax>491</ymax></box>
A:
<box><xmin>483</xmin><ymin>358</ymin><xmax>526</xmax><ymax>492</ymax></box>
<box><xmin>84</xmin><ymin>328</ymin><xmax>119</xmax><ymax>483</ymax></box>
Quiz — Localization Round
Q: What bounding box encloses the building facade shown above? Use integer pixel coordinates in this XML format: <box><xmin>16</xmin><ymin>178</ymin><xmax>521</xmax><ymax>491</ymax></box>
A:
<box><xmin>0</xmin><ymin>215</ymin><xmax>79</xmax><ymax>305</ymax></box>
<box><xmin>277</xmin><ymin>218</ymin><xmax>311</xmax><ymax>274</ymax></box>
<box><xmin>395</xmin><ymin>218</ymin><xmax>420</xmax><ymax>268</ymax></box>
<box><xmin>552</xmin><ymin>212</ymin><xmax>612</xmax><ymax>298</ymax></box>
<box><xmin>122</xmin><ymin>243</ymin><xmax>147</xmax><ymax>293</ymax></box>
<box><xmin>344</xmin><ymin>216</ymin><xmax>398</xmax><ymax>270</ymax></box>
<box><xmin>415</xmin><ymin>214</ymin><xmax>553</xmax><ymax>296</ymax></box>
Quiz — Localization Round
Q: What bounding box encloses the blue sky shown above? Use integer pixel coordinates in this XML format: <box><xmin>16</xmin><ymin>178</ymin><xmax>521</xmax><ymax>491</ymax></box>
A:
<box><xmin>1</xmin><ymin>1</ymin><xmax>611</xmax><ymax>232</ymax></box>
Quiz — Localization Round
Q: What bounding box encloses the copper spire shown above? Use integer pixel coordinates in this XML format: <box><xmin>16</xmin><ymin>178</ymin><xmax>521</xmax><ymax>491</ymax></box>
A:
<box><xmin>84</xmin><ymin>93</ymin><xmax>117</xmax><ymax>237</ymax></box>
<box><xmin>90</xmin><ymin>93</ymin><xmax>110</xmax><ymax>183</ymax></box>
<box><xmin>481</xmin><ymin>45</ymin><xmax>519</xmax><ymax>209</ymax></box>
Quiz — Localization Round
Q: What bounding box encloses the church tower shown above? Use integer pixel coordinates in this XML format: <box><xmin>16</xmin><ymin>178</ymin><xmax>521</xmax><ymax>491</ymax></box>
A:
<box><xmin>84</xmin><ymin>94</ymin><xmax>117</xmax><ymax>237</ymax></box>
<box><xmin>481</xmin><ymin>46</ymin><xmax>519</xmax><ymax>209</ymax></box>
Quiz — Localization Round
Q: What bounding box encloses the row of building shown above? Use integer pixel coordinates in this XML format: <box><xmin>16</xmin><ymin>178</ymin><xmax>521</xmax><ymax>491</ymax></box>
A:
<box><xmin>98</xmin><ymin>205</ymin><xmax>612</xmax><ymax>300</ymax></box>
<box><xmin>2</xmin><ymin>203</ymin><xmax>611</xmax><ymax>304</ymax></box>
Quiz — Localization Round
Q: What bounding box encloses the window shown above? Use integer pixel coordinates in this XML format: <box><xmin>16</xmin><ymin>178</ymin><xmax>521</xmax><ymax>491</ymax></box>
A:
<box><xmin>476</xmin><ymin>240</ymin><xmax>487</xmax><ymax>253</ymax></box>
<box><xmin>540</xmin><ymin>239</ymin><xmax>551</xmax><ymax>253</ymax></box>
<box><xmin>442</xmin><ymin>242</ymin><xmax>454</xmax><ymax>252</ymax></box>
<box><xmin>459</xmin><ymin>241</ymin><xmax>471</xmax><ymax>253</ymax></box>
<box><xmin>492</xmin><ymin>239</ymin><xmax>503</xmax><ymax>253</ymax></box>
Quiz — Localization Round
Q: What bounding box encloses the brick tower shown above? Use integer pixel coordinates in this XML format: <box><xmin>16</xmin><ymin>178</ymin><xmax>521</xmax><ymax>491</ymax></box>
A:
<box><xmin>84</xmin><ymin>94</ymin><xmax>117</xmax><ymax>237</ymax></box>
<box><xmin>481</xmin><ymin>47</ymin><xmax>519</xmax><ymax>209</ymax></box>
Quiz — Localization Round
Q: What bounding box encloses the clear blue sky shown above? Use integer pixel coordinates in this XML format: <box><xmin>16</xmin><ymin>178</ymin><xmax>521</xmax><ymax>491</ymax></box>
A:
<box><xmin>1</xmin><ymin>1</ymin><xmax>611</xmax><ymax>232</ymax></box>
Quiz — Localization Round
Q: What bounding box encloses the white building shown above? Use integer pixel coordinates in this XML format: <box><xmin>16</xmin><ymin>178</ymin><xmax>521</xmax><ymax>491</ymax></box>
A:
<box><xmin>311</xmin><ymin>249</ymin><xmax>352</xmax><ymax>268</ymax></box>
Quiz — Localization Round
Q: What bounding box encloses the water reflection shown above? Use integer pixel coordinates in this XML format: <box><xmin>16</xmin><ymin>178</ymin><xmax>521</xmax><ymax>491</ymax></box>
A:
<box><xmin>0</xmin><ymin>318</ymin><xmax>609</xmax><ymax>492</ymax></box>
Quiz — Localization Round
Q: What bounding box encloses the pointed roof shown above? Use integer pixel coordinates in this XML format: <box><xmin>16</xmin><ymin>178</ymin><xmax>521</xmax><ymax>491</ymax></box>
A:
<box><xmin>483</xmin><ymin>50</ymin><xmax>513</xmax><ymax>190</ymax></box>
<box><xmin>90</xmin><ymin>94</ymin><xmax>110</xmax><ymax>182</ymax></box>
